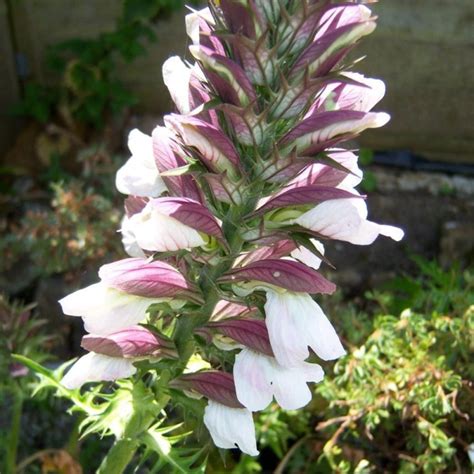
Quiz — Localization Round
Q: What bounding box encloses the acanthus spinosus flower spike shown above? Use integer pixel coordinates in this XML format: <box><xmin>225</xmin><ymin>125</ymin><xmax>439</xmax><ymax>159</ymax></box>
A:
<box><xmin>58</xmin><ymin>0</ymin><xmax>404</xmax><ymax>462</ymax></box>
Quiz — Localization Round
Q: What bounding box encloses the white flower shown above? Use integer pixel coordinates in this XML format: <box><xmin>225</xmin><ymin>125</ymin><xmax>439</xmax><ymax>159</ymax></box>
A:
<box><xmin>338</xmin><ymin>73</ymin><xmax>386</xmax><ymax>113</ymax></box>
<box><xmin>312</xmin><ymin>73</ymin><xmax>386</xmax><ymax>115</ymax></box>
<box><xmin>115</xmin><ymin>129</ymin><xmax>167</xmax><ymax>197</ymax></box>
<box><xmin>162</xmin><ymin>56</ymin><xmax>193</xmax><ymax>114</ymax></box>
<box><xmin>61</xmin><ymin>352</ymin><xmax>136</xmax><ymax>389</ymax></box>
<box><xmin>264</xmin><ymin>290</ymin><xmax>346</xmax><ymax>367</ymax></box>
<box><xmin>59</xmin><ymin>282</ymin><xmax>170</xmax><ymax>335</ymax></box>
<box><xmin>185</xmin><ymin>7</ymin><xmax>214</xmax><ymax>45</ymax></box>
<box><xmin>128</xmin><ymin>201</ymin><xmax>206</xmax><ymax>252</ymax></box>
<box><xmin>120</xmin><ymin>215</ymin><xmax>145</xmax><ymax>258</ymax></box>
<box><xmin>295</xmin><ymin>197</ymin><xmax>404</xmax><ymax>245</ymax></box>
<box><xmin>203</xmin><ymin>400</ymin><xmax>259</xmax><ymax>456</ymax></box>
<box><xmin>234</xmin><ymin>348</ymin><xmax>324</xmax><ymax>411</ymax></box>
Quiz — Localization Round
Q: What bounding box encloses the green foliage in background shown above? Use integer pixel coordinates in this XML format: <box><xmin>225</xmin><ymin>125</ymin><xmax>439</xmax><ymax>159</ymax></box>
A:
<box><xmin>12</xmin><ymin>0</ymin><xmax>197</xmax><ymax>127</ymax></box>
<box><xmin>12</xmin><ymin>259</ymin><xmax>473</xmax><ymax>473</ymax></box>
<box><xmin>3</xmin><ymin>181</ymin><xmax>122</xmax><ymax>276</ymax></box>
<box><xmin>247</xmin><ymin>259</ymin><xmax>474</xmax><ymax>474</ymax></box>
<box><xmin>2</xmin><ymin>0</ymin><xmax>201</xmax><ymax>284</ymax></box>
<box><xmin>0</xmin><ymin>296</ymin><xmax>56</xmax><ymax>474</ymax></box>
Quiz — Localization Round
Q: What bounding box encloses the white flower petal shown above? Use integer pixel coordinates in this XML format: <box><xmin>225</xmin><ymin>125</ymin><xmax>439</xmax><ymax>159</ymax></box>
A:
<box><xmin>130</xmin><ymin>203</ymin><xmax>206</xmax><ymax>252</ymax></box>
<box><xmin>234</xmin><ymin>349</ymin><xmax>325</xmax><ymax>411</ymax></box>
<box><xmin>115</xmin><ymin>129</ymin><xmax>167</xmax><ymax>197</ymax></box>
<box><xmin>185</xmin><ymin>7</ymin><xmax>214</xmax><ymax>45</ymax></box>
<box><xmin>271</xmin><ymin>360</ymin><xmax>324</xmax><ymax>410</ymax></box>
<box><xmin>302</xmin><ymin>296</ymin><xmax>347</xmax><ymax>361</ymax></box>
<box><xmin>295</xmin><ymin>198</ymin><xmax>404</xmax><ymax>245</ymax></box>
<box><xmin>162</xmin><ymin>56</ymin><xmax>192</xmax><ymax>114</ymax></box>
<box><xmin>59</xmin><ymin>282</ymin><xmax>110</xmax><ymax>317</ymax></box>
<box><xmin>127</xmin><ymin>128</ymin><xmax>151</xmax><ymax>157</ymax></box>
<box><xmin>234</xmin><ymin>349</ymin><xmax>273</xmax><ymax>411</ymax></box>
<box><xmin>265</xmin><ymin>291</ymin><xmax>345</xmax><ymax>367</ymax></box>
<box><xmin>203</xmin><ymin>400</ymin><xmax>259</xmax><ymax>456</ymax></box>
<box><xmin>59</xmin><ymin>282</ymin><xmax>165</xmax><ymax>335</ymax></box>
<box><xmin>116</xmin><ymin>157</ymin><xmax>166</xmax><ymax>197</ymax></box>
<box><xmin>120</xmin><ymin>216</ymin><xmax>146</xmax><ymax>258</ymax></box>
<box><xmin>265</xmin><ymin>290</ymin><xmax>311</xmax><ymax>367</ymax></box>
<box><xmin>377</xmin><ymin>224</ymin><xmax>405</xmax><ymax>241</ymax></box>
<box><xmin>61</xmin><ymin>353</ymin><xmax>136</xmax><ymax>389</ymax></box>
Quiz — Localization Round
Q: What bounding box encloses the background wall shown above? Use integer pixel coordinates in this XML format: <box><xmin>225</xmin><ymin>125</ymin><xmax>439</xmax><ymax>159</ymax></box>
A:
<box><xmin>1</xmin><ymin>0</ymin><xmax>473</xmax><ymax>163</ymax></box>
<box><xmin>357</xmin><ymin>0</ymin><xmax>474</xmax><ymax>164</ymax></box>
<box><xmin>0</xmin><ymin>0</ymin><xmax>21</xmax><ymax>157</ymax></box>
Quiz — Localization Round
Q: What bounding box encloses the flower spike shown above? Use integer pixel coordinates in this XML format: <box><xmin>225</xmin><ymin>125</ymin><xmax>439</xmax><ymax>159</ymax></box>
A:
<box><xmin>58</xmin><ymin>0</ymin><xmax>403</xmax><ymax>460</ymax></box>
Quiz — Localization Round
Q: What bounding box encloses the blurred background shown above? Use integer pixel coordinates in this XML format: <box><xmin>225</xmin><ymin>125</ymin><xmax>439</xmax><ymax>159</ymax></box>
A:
<box><xmin>1</xmin><ymin>1</ymin><xmax>473</xmax><ymax>472</ymax></box>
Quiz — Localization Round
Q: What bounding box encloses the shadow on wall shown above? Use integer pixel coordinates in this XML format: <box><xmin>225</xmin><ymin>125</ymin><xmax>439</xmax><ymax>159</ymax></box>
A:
<box><xmin>0</xmin><ymin>0</ymin><xmax>473</xmax><ymax>163</ymax></box>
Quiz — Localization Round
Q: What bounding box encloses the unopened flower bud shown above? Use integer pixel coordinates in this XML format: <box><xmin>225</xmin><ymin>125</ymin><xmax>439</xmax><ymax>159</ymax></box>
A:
<box><xmin>171</xmin><ymin>371</ymin><xmax>243</xmax><ymax>409</ymax></box>
<box><xmin>81</xmin><ymin>325</ymin><xmax>177</xmax><ymax>360</ymax></box>
<box><xmin>209</xmin><ymin>318</ymin><xmax>274</xmax><ymax>357</ymax></box>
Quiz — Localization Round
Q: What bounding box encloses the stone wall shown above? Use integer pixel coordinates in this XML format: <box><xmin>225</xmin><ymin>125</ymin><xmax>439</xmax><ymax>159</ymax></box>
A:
<box><xmin>1</xmin><ymin>0</ymin><xmax>473</xmax><ymax>162</ymax></box>
<box><xmin>357</xmin><ymin>0</ymin><xmax>474</xmax><ymax>163</ymax></box>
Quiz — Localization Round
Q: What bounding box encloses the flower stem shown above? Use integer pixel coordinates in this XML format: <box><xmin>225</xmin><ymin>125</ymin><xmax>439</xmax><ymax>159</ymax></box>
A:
<box><xmin>5</xmin><ymin>386</ymin><xmax>22</xmax><ymax>474</ymax></box>
<box><xmin>96</xmin><ymin>438</ymin><xmax>139</xmax><ymax>474</ymax></box>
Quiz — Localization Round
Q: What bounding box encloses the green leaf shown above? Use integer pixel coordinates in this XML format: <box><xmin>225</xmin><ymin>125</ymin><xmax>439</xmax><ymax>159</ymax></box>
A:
<box><xmin>142</xmin><ymin>423</ymin><xmax>208</xmax><ymax>473</ymax></box>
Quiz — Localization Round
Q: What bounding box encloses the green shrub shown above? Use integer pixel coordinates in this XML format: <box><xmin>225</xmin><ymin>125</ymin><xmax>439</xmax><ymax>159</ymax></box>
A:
<box><xmin>254</xmin><ymin>260</ymin><xmax>474</xmax><ymax>474</ymax></box>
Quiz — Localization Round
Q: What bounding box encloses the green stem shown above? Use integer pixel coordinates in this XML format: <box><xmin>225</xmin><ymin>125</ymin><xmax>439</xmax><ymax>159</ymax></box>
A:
<box><xmin>98</xmin><ymin>171</ymin><xmax>263</xmax><ymax>473</ymax></box>
<box><xmin>96</xmin><ymin>438</ymin><xmax>139</xmax><ymax>474</ymax></box>
<box><xmin>97</xmin><ymin>390</ymin><xmax>169</xmax><ymax>474</ymax></box>
<box><xmin>6</xmin><ymin>386</ymin><xmax>23</xmax><ymax>474</ymax></box>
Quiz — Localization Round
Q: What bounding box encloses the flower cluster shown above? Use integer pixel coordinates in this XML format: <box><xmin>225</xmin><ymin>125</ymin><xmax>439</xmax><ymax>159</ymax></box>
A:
<box><xmin>59</xmin><ymin>0</ymin><xmax>403</xmax><ymax>456</ymax></box>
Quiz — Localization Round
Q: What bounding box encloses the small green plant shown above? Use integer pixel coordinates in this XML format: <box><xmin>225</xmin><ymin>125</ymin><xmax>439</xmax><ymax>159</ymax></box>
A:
<box><xmin>0</xmin><ymin>296</ymin><xmax>56</xmax><ymax>474</ymax></box>
<box><xmin>317</xmin><ymin>305</ymin><xmax>472</xmax><ymax>473</ymax></box>
<box><xmin>0</xmin><ymin>180</ymin><xmax>123</xmax><ymax>276</ymax></box>
<box><xmin>13</xmin><ymin>0</ymin><xmax>194</xmax><ymax>128</ymax></box>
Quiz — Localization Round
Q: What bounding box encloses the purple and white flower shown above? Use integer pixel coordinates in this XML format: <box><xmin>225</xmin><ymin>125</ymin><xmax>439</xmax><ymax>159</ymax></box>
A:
<box><xmin>294</xmin><ymin>195</ymin><xmax>405</xmax><ymax>245</ymax></box>
<box><xmin>174</xmin><ymin>371</ymin><xmax>259</xmax><ymax>456</ymax></box>
<box><xmin>125</xmin><ymin>197</ymin><xmax>223</xmax><ymax>252</ymax></box>
<box><xmin>62</xmin><ymin>325</ymin><xmax>176</xmax><ymax>389</ymax></box>
<box><xmin>210</xmin><ymin>317</ymin><xmax>325</xmax><ymax>410</ymax></box>
<box><xmin>59</xmin><ymin>258</ymin><xmax>198</xmax><ymax>335</ymax></box>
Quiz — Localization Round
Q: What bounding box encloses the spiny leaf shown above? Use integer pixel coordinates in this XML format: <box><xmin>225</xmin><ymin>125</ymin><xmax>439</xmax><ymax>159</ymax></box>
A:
<box><xmin>143</xmin><ymin>424</ymin><xmax>208</xmax><ymax>474</ymax></box>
